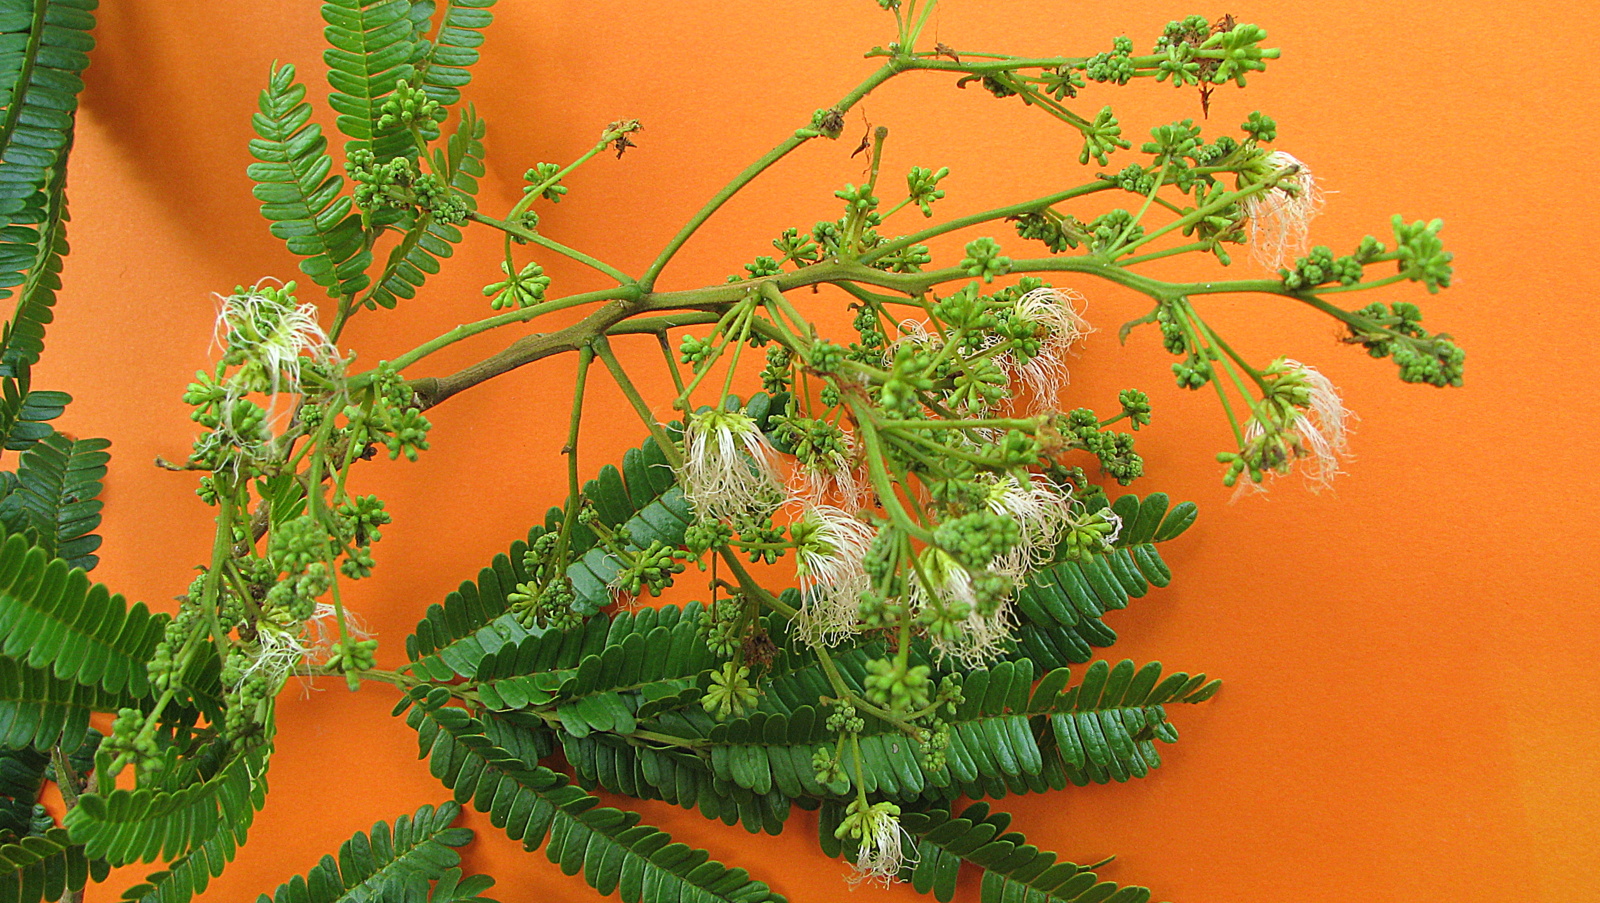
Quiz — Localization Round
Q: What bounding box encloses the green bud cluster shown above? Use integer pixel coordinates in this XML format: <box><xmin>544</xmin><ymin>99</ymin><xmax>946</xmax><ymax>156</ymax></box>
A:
<box><xmin>1057</xmin><ymin>507</ymin><xmax>1120</xmax><ymax>559</ymax></box>
<box><xmin>864</xmin><ymin>658</ymin><xmax>932</xmax><ymax>715</ymax></box>
<box><xmin>523</xmin><ymin>162</ymin><xmax>568</xmax><ymax>202</ymax></box>
<box><xmin>1392</xmin><ymin>215</ymin><xmax>1453</xmax><ymax>292</ymax></box>
<box><xmin>614</xmin><ymin>540</ymin><xmax>690</xmax><ymax>597</ymax></box>
<box><xmin>959</xmin><ymin>237</ymin><xmax>1011</xmax><ymax>282</ymax></box>
<box><xmin>324</xmin><ymin>638</ymin><xmax>379</xmax><ymax>673</ymax></box>
<box><xmin>702</xmin><ymin>662</ymin><xmax>758</xmax><ymax>720</ymax></box>
<box><xmin>684</xmin><ymin>518</ymin><xmax>736</xmax><ymax>557</ymax></box>
<box><xmin>697</xmin><ymin>598</ymin><xmax>744</xmax><ymax>657</ymax></box>
<box><xmin>934</xmin><ymin>511</ymin><xmax>1019</xmax><ymax>569</ymax></box>
<box><xmin>1085</xmin><ymin>37</ymin><xmax>1136</xmax><ymax>85</ymax></box>
<box><xmin>1118</xmin><ymin>389</ymin><xmax>1152</xmax><ymax>429</ymax></box>
<box><xmin>1281</xmin><ymin>245</ymin><xmax>1363</xmax><ymax>291</ymax></box>
<box><xmin>740</xmin><ymin>519</ymin><xmax>787</xmax><ymax>565</ymax></box>
<box><xmin>810</xmin><ymin>107</ymin><xmax>846</xmax><ymax>139</ymax></box>
<box><xmin>1040</xmin><ymin>65</ymin><xmax>1086</xmax><ymax>99</ymax></box>
<box><xmin>759</xmin><ymin>344</ymin><xmax>793</xmax><ymax>395</ymax></box>
<box><xmin>773</xmin><ymin>227</ymin><xmax>821</xmax><ymax>267</ymax></box>
<box><xmin>1065</xmin><ymin>408</ymin><xmax>1144</xmax><ymax>484</ymax></box>
<box><xmin>1242</xmin><ymin>111</ymin><xmax>1277</xmax><ymax>143</ymax></box>
<box><xmin>1156</xmin><ymin>15</ymin><xmax>1212</xmax><ymax>54</ymax></box>
<box><xmin>805</xmin><ymin>340</ymin><xmax>846</xmax><ymax>375</ymax></box>
<box><xmin>876</xmin><ymin>242</ymin><xmax>932</xmax><ymax>274</ymax></box>
<box><xmin>1090</xmin><ymin>209</ymin><xmax>1144</xmax><ymax>253</ymax></box>
<box><xmin>1347</xmin><ymin>301</ymin><xmax>1464</xmax><ymax>387</ymax></box>
<box><xmin>811</xmin><ymin>745</ymin><xmax>845</xmax><ymax>786</ymax></box>
<box><xmin>347</xmin><ymin>151</ymin><xmax>469</xmax><ymax>225</ymax></box>
<box><xmin>835</xmin><ymin>182</ymin><xmax>879</xmax><ymax>216</ymax></box>
<box><xmin>483</xmin><ymin>260</ymin><xmax>552</xmax><ymax>309</ymax></box>
<box><xmin>1143</xmin><ymin>120</ymin><xmax>1203</xmax><ymax>161</ymax></box>
<box><xmin>743</xmin><ymin>255</ymin><xmax>782</xmax><ymax>279</ymax></box>
<box><xmin>376</xmin><ymin>79</ymin><xmax>442</xmax><ymax>131</ymax></box>
<box><xmin>352</xmin><ymin>362</ymin><xmax>433</xmax><ymax>461</ymax></box>
<box><xmin>825</xmin><ymin>702</ymin><xmax>866</xmax><ymax>735</ymax></box>
<box><xmin>904</xmin><ymin>165</ymin><xmax>949</xmax><ymax>217</ymax></box>
<box><xmin>679</xmin><ymin>334</ymin><xmax>714</xmax><ymax>368</ymax></box>
<box><xmin>103</xmin><ymin>709</ymin><xmax>162</xmax><ymax>779</ymax></box>
<box><xmin>1011</xmin><ymin>210</ymin><xmax>1081</xmax><ymax>253</ymax></box>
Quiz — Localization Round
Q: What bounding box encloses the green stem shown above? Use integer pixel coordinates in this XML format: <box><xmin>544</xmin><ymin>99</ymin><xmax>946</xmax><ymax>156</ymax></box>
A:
<box><xmin>854</xmin><ymin>415</ymin><xmax>930</xmax><ymax>540</ymax></box>
<box><xmin>845</xmin><ymin>127</ymin><xmax>890</xmax><ymax>254</ymax></box>
<box><xmin>716</xmin><ymin>548</ymin><xmax>797</xmax><ymax>619</ymax></box>
<box><xmin>468</xmin><ymin>211</ymin><xmax>637</xmax><ymax>286</ymax></box>
<box><xmin>655</xmin><ymin>332</ymin><xmax>686</xmax><ymax>395</ymax></box>
<box><xmin>383</xmin><ymin>286</ymin><xmax>638</xmax><ymax>374</ymax></box>
<box><xmin>1113</xmin><ymin>176</ymin><xmax>1273</xmax><ymax>259</ymax></box>
<box><xmin>555</xmin><ymin>346</ymin><xmax>596</xmax><ymax>569</ymax></box>
<box><xmin>881</xmin><ymin>416</ymin><xmax>1042</xmax><ymax>431</ymax></box>
<box><xmin>509</xmin><ymin>130</ymin><xmax>622</xmax><ymax>223</ymax></box>
<box><xmin>640</xmin><ymin>62</ymin><xmax>902</xmax><ymax>289</ymax></box>
<box><xmin>1118</xmin><ymin>241</ymin><xmax>1211</xmax><ymax>268</ymax></box>
<box><xmin>592</xmin><ymin>334</ymin><xmax>683</xmax><ymax>470</ymax></box>
<box><xmin>1312</xmin><ymin>272</ymin><xmax>1409</xmax><ymax>295</ymax></box>
<box><xmin>905</xmin><ymin>0</ymin><xmax>939</xmax><ymax>47</ymax></box>
<box><xmin>1106</xmin><ymin>158</ymin><xmax>1171</xmax><ymax>257</ymax></box>
<box><xmin>861</xmin><ymin>181</ymin><xmax>1114</xmax><ymax>266</ymax></box>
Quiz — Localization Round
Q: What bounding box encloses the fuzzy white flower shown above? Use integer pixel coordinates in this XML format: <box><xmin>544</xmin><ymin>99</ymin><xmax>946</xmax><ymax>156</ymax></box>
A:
<box><xmin>892</xmin><ymin>317</ymin><xmax>940</xmax><ymax>350</ymax></box>
<box><xmin>1244</xmin><ymin>151</ymin><xmax>1325</xmax><ymax>269</ymax></box>
<box><xmin>984</xmin><ymin>473</ymin><xmax>1076</xmax><ymax>579</ymax></box>
<box><xmin>1003</xmin><ymin>287</ymin><xmax>1093</xmax><ymax>410</ymax></box>
<box><xmin>1098</xmin><ymin>505</ymin><xmax>1124</xmax><ymax>545</ymax></box>
<box><xmin>791</xmin><ymin>505</ymin><xmax>876</xmax><ymax>647</ymax></box>
<box><xmin>841</xmin><ymin>801</ymin><xmax>916</xmax><ymax>886</ymax></box>
<box><xmin>788</xmin><ymin>430</ymin><xmax>868</xmax><ymax>511</ymax></box>
<box><xmin>239</xmin><ymin>601</ymin><xmax>371</xmax><ymax>691</ymax></box>
<box><xmin>912</xmin><ymin>548</ymin><xmax>1015</xmax><ymax>668</ymax></box>
<box><xmin>1240</xmin><ymin>359</ymin><xmax>1354</xmax><ymax>494</ymax></box>
<box><xmin>238</xmin><ymin>622</ymin><xmax>314</xmax><ymax>688</ymax></box>
<box><xmin>679</xmin><ymin>409</ymin><xmax>784</xmax><ymax>524</ymax></box>
<box><xmin>213</xmin><ymin>280</ymin><xmax>336</xmax><ymax>397</ymax></box>
<box><xmin>305</xmin><ymin>601</ymin><xmax>371</xmax><ymax>660</ymax></box>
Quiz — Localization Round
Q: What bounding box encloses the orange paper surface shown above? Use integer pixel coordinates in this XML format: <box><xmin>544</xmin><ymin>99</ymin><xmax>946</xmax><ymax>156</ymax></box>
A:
<box><xmin>39</xmin><ymin>2</ymin><xmax>1600</xmax><ymax>901</ymax></box>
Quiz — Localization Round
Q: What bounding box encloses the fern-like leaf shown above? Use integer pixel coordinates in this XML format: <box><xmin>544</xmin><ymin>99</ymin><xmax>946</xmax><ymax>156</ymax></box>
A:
<box><xmin>322</xmin><ymin>0</ymin><xmax>423</xmax><ymax>162</ymax></box>
<box><xmin>0</xmin><ymin>527</ymin><xmax>165</xmax><ymax>697</ymax></box>
<box><xmin>0</xmin><ymin>656</ymin><xmax>128</xmax><ymax>753</ymax></box>
<box><xmin>411</xmin><ymin>0</ymin><xmax>495</xmax><ymax>108</ymax></box>
<box><xmin>0</xmin><ymin>432</ymin><xmax>107</xmax><ymax>570</ymax></box>
<box><xmin>470</xmin><ymin>603</ymin><xmax>716</xmax><ymax>739</ymax></box>
<box><xmin>115</xmin><ymin>826</ymin><xmax>237</xmax><ymax>903</ymax></box>
<box><xmin>0</xmin><ymin>152</ymin><xmax>68</xmax><ymax>373</ymax></box>
<box><xmin>0</xmin><ymin>746</ymin><xmax>47</xmax><ymax>840</ymax></box>
<box><xmin>360</xmin><ymin>106</ymin><xmax>484</xmax><ymax>311</ymax></box>
<box><xmin>903</xmin><ymin>803</ymin><xmax>1160</xmax><ymax>903</ymax></box>
<box><xmin>0</xmin><ymin>367</ymin><xmax>65</xmax><ymax>454</ymax></box>
<box><xmin>404</xmin><ymin>537</ymin><xmax>536</xmax><ymax>682</ymax></box>
<box><xmin>252</xmin><ymin>801</ymin><xmax>487</xmax><ymax>903</ymax></box>
<box><xmin>565</xmin><ymin>393</ymin><xmax>785</xmax><ymax>615</ymax></box>
<box><xmin>247</xmin><ymin>63</ymin><xmax>372</xmax><ymax>301</ymax></box>
<box><xmin>0</xmin><ymin>0</ymin><xmax>95</xmax><ymax>236</ymax></box>
<box><xmin>685</xmin><ymin>657</ymin><xmax>1218</xmax><ymax>805</ymax></box>
<box><xmin>63</xmin><ymin>742</ymin><xmax>269</xmax><ymax>867</ymax></box>
<box><xmin>0</xmin><ymin>827</ymin><xmax>87</xmax><ymax>903</ymax></box>
<box><xmin>399</xmin><ymin>688</ymin><xmax>785</xmax><ymax>903</ymax></box>
<box><xmin>1011</xmin><ymin>493</ymin><xmax>1195</xmax><ymax>658</ymax></box>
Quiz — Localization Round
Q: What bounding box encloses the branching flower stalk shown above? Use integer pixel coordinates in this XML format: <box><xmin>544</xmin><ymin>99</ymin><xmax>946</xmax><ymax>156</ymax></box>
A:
<box><xmin>0</xmin><ymin>3</ymin><xmax>1466</xmax><ymax>901</ymax></box>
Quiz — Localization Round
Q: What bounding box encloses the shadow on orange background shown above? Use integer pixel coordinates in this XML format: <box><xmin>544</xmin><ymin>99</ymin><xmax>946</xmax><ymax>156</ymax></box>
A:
<box><xmin>35</xmin><ymin>1</ymin><xmax>1599</xmax><ymax>901</ymax></box>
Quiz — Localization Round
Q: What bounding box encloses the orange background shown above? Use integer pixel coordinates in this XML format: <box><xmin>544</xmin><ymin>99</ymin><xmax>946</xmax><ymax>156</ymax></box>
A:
<box><xmin>36</xmin><ymin>1</ymin><xmax>1599</xmax><ymax>901</ymax></box>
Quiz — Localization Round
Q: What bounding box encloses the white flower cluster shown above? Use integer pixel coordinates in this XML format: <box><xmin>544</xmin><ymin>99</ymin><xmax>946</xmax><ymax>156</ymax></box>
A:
<box><xmin>1003</xmin><ymin>286</ymin><xmax>1093</xmax><ymax>409</ymax></box>
<box><xmin>678</xmin><ymin>409</ymin><xmax>785</xmax><ymax>524</ymax></box>
<box><xmin>1244</xmin><ymin>151</ymin><xmax>1325</xmax><ymax>269</ymax></box>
